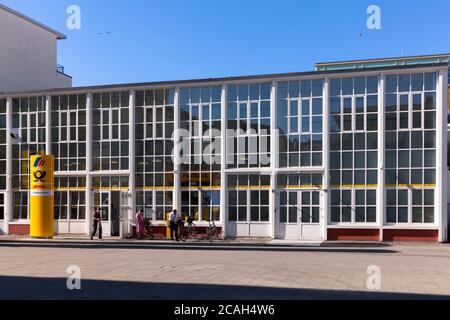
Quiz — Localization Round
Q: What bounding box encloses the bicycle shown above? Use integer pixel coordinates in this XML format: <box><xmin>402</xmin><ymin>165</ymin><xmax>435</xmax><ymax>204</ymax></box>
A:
<box><xmin>143</xmin><ymin>218</ymin><xmax>154</xmax><ymax>240</ymax></box>
<box><xmin>178</xmin><ymin>218</ymin><xmax>198</xmax><ymax>242</ymax></box>
<box><xmin>206</xmin><ymin>220</ymin><xmax>219</xmax><ymax>242</ymax></box>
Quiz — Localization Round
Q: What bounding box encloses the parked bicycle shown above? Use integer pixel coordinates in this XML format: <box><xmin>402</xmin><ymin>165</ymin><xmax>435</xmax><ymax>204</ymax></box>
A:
<box><xmin>178</xmin><ymin>217</ymin><xmax>198</xmax><ymax>242</ymax></box>
<box><xmin>143</xmin><ymin>218</ymin><xmax>154</xmax><ymax>240</ymax></box>
<box><xmin>206</xmin><ymin>220</ymin><xmax>219</xmax><ymax>242</ymax></box>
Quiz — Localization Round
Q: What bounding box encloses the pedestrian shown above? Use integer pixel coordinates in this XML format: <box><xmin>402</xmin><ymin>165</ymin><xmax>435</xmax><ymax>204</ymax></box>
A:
<box><xmin>136</xmin><ymin>208</ymin><xmax>145</xmax><ymax>240</ymax></box>
<box><xmin>91</xmin><ymin>207</ymin><xmax>103</xmax><ymax>240</ymax></box>
<box><xmin>169</xmin><ymin>209</ymin><xmax>181</xmax><ymax>242</ymax></box>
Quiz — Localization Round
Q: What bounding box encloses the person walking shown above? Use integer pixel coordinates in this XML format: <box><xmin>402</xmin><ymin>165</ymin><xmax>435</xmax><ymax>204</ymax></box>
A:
<box><xmin>90</xmin><ymin>207</ymin><xmax>103</xmax><ymax>240</ymax></box>
<box><xmin>135</xmin><ymin>208</ymin><xmax>145</xmax><ymax>240</ymax></box>
<box><xmin>169</xmin><ymin>209</ymin><xmax>181</xmax><ymax>242</ymax></box>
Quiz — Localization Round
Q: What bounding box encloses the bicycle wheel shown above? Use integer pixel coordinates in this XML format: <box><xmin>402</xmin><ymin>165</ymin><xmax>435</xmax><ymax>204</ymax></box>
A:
<box><xmin>179</xmin><ymin>227</ymin><xmax>187</xmax><ymax>242</ymax></box>
<box><xmin>189</xmin><ymin>224</ymin><xmax>197</xmax><ymax>238</ymax></box>
<box><xmin>207</xmin><ymin>227</ymin><xmax>216</xmax><ymax>242</ymax></box>
<box><xmin>148</xmin><ymin>228</ymin><xmax>154</xmax><ymax>240</ymax></box>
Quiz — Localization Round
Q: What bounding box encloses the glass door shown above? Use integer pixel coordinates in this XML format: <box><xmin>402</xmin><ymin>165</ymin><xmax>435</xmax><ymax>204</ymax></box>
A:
<box><xmin>277</xmin><ymin>190</ymin><xmax>301</xmax><ymax>240</ymax></box>
<box><xmin>276</xmin><ymin>190</ymin><xmax>321</xmax><ymax>240</ymax></box>
<box><xmin>94</xmin><ymin>191</ymin><xmax>110</xmax><ymax>236</ymax></box>
<box><xmin>0</xmin><ymin>192</ymin><xmax>5</xmax><ymax>221</ymax></box>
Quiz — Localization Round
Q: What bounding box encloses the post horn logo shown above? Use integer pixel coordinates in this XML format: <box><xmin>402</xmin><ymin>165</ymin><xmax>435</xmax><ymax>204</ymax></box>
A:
<box><xmin>33</xmin><ymin>157</ymin><xmax>47</xmax><ymax>182</ymax></box>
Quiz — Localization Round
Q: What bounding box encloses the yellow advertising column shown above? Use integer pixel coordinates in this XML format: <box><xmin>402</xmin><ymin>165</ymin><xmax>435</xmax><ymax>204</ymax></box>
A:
<box><xmin>29</xmin><ymin>154</ymin><xmax>54</xmax><ymax>238</ymax></box>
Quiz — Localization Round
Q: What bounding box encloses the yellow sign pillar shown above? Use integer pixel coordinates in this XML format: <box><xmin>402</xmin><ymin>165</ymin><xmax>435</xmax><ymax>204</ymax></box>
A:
<box><xmin>29</xmin><ymin>155</ymin><xmax>54</xmax><ymax>238</ymax></box>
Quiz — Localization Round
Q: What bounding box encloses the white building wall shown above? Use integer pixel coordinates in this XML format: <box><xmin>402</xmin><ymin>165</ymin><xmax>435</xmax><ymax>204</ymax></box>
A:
<box><xmin>0</xmin><ymin>8</ymin><xmax>71</xmax><ymax>92</ymax></box>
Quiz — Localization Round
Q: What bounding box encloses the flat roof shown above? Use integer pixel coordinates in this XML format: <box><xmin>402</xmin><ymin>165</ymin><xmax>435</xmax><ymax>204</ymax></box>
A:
<box><xmin>316</xmin><ymin>53</ymin><xmax>450</xmax><ymax>67</ymax></box>
<box><xmin>0</xmin><ymin>4</ymin><xmax>66</xmax><ymax>40</ymax></box>
<box><xmin>1</xmin><ymin>61</ymin><xmax>447</xmax><ymax>97</ymax></box>
<box><xmin>316</xmin><ymin>53</ymin><xmax>450</xmax><ymax>71</ymax></box>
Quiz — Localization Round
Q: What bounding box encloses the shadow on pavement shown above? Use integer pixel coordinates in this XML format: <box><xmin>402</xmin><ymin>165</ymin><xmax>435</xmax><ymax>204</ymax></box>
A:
<box><xmin>0</xmin><ymin>275</ymin><xmax>448</xmax><ymax>300</ymax></box>
<box><xmin>0</xmin><ymin>240</ymin><xmax>397</xmax><ymax>254</ymax></box>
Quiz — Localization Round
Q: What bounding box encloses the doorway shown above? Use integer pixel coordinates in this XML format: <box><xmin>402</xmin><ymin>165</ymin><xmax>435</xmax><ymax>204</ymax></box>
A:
<box><xmin>276</xmin><ymin>190</ymin><xmax>322</xmax><ymax>240</ymax></box>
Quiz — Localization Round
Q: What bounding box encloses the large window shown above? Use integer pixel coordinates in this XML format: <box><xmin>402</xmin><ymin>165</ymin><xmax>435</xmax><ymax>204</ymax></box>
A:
<box><xmin>277</xmin><ymin>173</ymin><xmax>323</xmax><ymax>189</ymax></box>
<box><xmin>92</xmin><ymin>92</ymin><xmax>130</xmax><ymax>171</ymax></box>
<box><xmin>329</xmin><ymin>76</ymin><xmax>379</xmax><ymax>224</ymax></box>
<box><xmin>385</xmin><ymin>72</ymin><xmax>437</xmax><ymax>224</ymax></box>
<box><xmin>135</xmin><ymin>89</ymin><xmax>175</xmax><ymax>189</ymax></box>
<box><xmin>11</xmin><ymin>97</ymin><xmax>47</xmax><ymax>220</ymax></box>
<box><xmin>54</xmin><ymin>191</ymin><xmax>86</xmax><ymax>220</ymax></box>
<box><xmin>51</xmin><ymin>94</ymin><xmax>87</xmax><ymax>171</ymax></box>
<box><xmin>178</xmin><ymin>87</ymin><xmax>222</xmax><ymax>223</ymax></box>
<box><xmin>135</xmin><ymin>89</ymin><xmax>175</xmax><ymax>222</ymax></box>
<box><xmin>331</xmin><ymin>189</ymin><xmax>376</xmax><ymax>223</ymax></box>
<box><xmin>228</xmin><ymin>174</ymin><xmax>270</xmax><ymax>222</ymax></box>
<box><xmin>180</xmin><ymin>86</ymin><xmax>221</xmax><ymax>187</ymax></box>
<box><xmin>12</xmin><ymin>191</ymin><xmax>28</xmax><ymax>220</ymax></box>
<box><xmin>278</xmin><ymin>80</ymin><xmax>324</xmax><ymax>167</ymax></box>
<box><xmin>0</xmin><ymin>99</ymin><xmax>6</xmax><ymax>190</ymax></box>
<box><xmin>92</xmin><ymin>176</ymin><xmax>129</xmax><ymax>190</ymax></box>
<box><xmin>227</xmin><ymin>83</ymin><xmax>271</xmax><ymax>169</ymax></box>
<box><xmin>181</xmin><ymin>190</ymin><xmax>220</xmax><ymax>222</ymax></box>
<box><xmin>136</xmin><ymin>190</ymin><xmax>173</xmax><ymax>221</ymax></box>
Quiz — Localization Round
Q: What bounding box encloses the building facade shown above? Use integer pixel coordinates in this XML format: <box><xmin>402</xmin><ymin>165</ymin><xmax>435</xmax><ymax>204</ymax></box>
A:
<box><xmin>0</xmin><ymin>4</ymin><xmax>72</xmax><ymax>92</ymax></box>
<box><xmin>0</xmin><ymin>56</ymin><xmax>448</xmax><ymax>242</ymax></box>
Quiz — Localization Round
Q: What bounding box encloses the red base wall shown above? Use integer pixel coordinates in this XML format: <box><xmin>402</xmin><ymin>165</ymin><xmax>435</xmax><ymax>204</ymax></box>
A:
<box><xmin>9</xmin><ymin>224</ymin><xmax>30</xmax><ymax>236</ymax></box>
<box><xmin>383</xmin><ymin>229</ymin><xmax>438</xmax><ymax>242</ymax></box>
<box><xmin>328</xmin><ymin>229</ymin><xmax>380</xmax><ymax>241</ymax></box>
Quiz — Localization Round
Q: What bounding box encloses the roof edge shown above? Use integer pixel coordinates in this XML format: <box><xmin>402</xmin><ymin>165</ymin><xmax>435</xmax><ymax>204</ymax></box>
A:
<box><xmin>0</xmin><ymin>4</ymin><xmax>66</xmax><ymax>40</ymax></box>
<box><xmin>316</xmin><ymin>53</ymin><xmax>450</xmax><ymax>67</ymax></box>
<box><xmin>1</xmin><ymin>62</ymin><xmax>448</xmax><ymax>97</ymax></box>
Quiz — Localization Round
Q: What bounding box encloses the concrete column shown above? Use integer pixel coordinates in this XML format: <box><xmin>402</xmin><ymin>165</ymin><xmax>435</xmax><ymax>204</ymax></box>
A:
<box><xmin>129</xmin><ymin>90</ymin><xmax>136</xmax><ymax>236</ymax></box>
<box><xmin>173</xmin><ymin>88</ymin><xmax>181</xmax><ymax>212</ymax></box>
<box><xmin>270</xmin><ymin>81</ymin><xmax>277</xmax><ymax>239</ymax></box>
<box><xmin>220</xmin><ymin>84</ymin><xmax>227</xmax><ymax>238</ymax></box>
<box><xmin>377</xmin><ymin>74</ymin><xmax>385</xmax><ymax>241</ymax></box>
<box><xmin>437</xmin><ymin>69</ymin><xmax>448</xmax><ymax>243</ymax></box>
<box><xmin>85</xmin><ymin>93</ymin><xmax>93</xmax><ymax>236</ymax></box>
<box><xmin>322</xmin><ymin>78</ymin><xmax>330</xmax><ymax>241</ymax></box>
<box><xmin>45</xmin><ymin>95</ymin><xmax>52</xmax><ymax>155</ymax></box>
<box><xmin>5</xmin><ymin>97</ymin><xmax>12</xmax><ymax>234</ymax></box>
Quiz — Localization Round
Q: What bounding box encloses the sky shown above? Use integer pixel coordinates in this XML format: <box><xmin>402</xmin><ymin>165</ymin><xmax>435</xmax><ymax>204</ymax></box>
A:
<box><xmin>2</xmin><ymin>0</ymin><xmax>450</xmax><ymax>87</ymax></box>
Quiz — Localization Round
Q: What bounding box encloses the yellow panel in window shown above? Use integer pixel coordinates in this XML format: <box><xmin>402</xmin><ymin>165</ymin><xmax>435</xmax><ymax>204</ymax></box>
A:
<box><xmin>448</xmin><ymin>88</ymin><xmax>450</xmax><ymax>111</ymax></box>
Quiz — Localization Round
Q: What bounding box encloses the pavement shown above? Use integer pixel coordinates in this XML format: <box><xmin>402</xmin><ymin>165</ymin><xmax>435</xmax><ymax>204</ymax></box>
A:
<box><xmin>0</xmin><ymin>235</ymin><xmax>450</xmax><ymax>300</ymax></box>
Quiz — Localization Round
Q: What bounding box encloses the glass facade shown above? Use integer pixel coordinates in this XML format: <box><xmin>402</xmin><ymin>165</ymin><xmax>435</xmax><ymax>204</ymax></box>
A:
<box><xmin>0</xmin><ymin>64</ymin><xmax>445</xmax><ymax>241</ymax></box>
<box><xmin>92</xmin><ymin>92</ymin><xmax>130</xmax><ymax>171</ymax></box>
<box><xmin>278</xmin><ymin>80</ymin><xmax>324</xmax><ymax>168</ymax></box>
<box><xmin>228</xmin><ymin>174</ymin><xmax>271</xmax><ymax>222</ymax></box>
<box><xmin>329</xmin><ymin>76</ymin><xmax>379</xmax><ymax>224</ymax></box>
<box><xmin>11</xmin><ymin>96</ymin><xmax>47</xmax><ymax>220</ymax></box>
<box><xmin>135</xmin><ymin>88</ymin><xmax>175</xmax><ymax>221</ymax></box>
<box><xmin>385</xmin><ymin>73</ymin><xmax>437</xmax><ymax>224</ymax></box>
<box><xmin>0</xmin><ymin>99</ymin><xmax>6</xmax><ymax>191</ymax></box>
<box><xmin>51</xmin><ymin>94</ymin><xmax>87</xmax><ymax>172</ymax></box>
<box><xmin>180</xmin><ymin>86</ymin><xmax>222</xmax><ymax>222</ymax></box>
<box><xmin>227</xmin><ymin>83</ymin><xmax>271</xmax><ymax>169</ymax></box>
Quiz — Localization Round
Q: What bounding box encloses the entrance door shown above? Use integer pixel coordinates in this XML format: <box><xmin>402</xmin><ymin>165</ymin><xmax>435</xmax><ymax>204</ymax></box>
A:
<box><xmin>276</xmin><ymin>190</ymin><xmax>321</xmax><ymax>240</ymax></box>
<box><xmin>0</xmin><ymin>193</ymin><xmax>5</xmax><ymax>234</ymax></box>
<box><xmin>94</xmin><ymin>191</ymin><xmax>110</xmax><ymax>236</ymax></box>
<box><xmin>119</xmin><ymin>191</ymin><xmax>132</xmax><ymax>239</ymax></box>
<box><xmin>110</xmin><ymin>191</ymin><xmax>120</xmax><ymax>237</ymax></box>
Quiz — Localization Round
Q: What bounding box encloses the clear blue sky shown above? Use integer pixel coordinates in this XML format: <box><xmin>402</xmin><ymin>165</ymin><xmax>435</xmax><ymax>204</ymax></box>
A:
<box><xmin>2</xmin><ymin>0</ymin><xmax>450</xmax><ymax>87</ymax></box>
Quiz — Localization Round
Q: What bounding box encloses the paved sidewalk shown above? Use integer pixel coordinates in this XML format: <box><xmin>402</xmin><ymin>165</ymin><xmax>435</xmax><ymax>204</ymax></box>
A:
<box><xmin>0</xmin><ymin>236</ymin><xmax>449</xmax><ymax>299</ymax></box>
